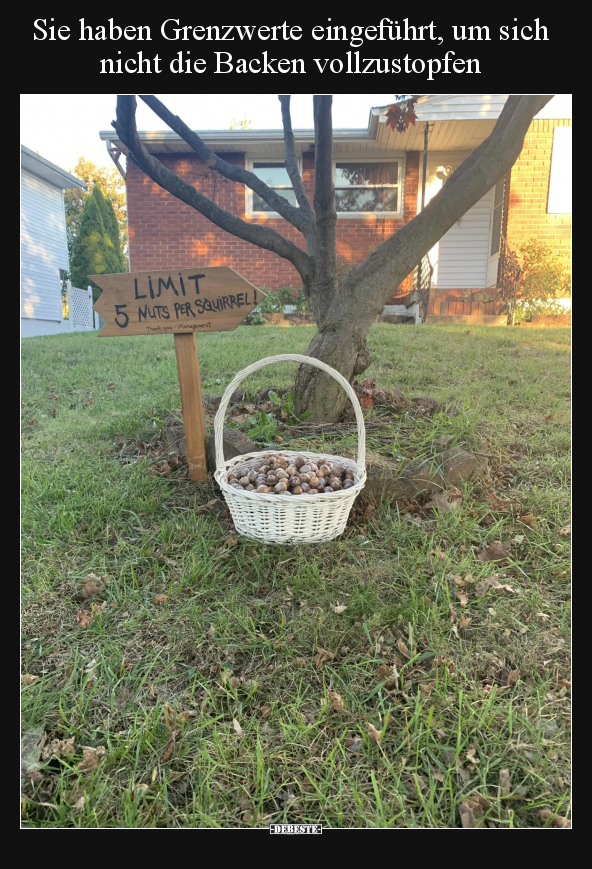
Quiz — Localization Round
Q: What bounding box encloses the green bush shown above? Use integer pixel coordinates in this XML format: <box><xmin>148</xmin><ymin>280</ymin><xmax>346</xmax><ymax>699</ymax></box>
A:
<box><xmin>514</xmin><ymin>240</ymin><xmax>571</xmax><ymax>321</ymax></box>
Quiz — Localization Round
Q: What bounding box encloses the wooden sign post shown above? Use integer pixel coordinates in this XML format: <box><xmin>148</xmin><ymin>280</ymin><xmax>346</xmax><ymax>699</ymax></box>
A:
<box><xmin>91</xmin><ymin>266</ymin><xmax>265</xmax><ymax>483</ymax></box>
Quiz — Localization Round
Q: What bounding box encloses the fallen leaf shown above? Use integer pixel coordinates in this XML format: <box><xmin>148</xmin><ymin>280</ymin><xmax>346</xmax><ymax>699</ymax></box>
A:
<box><xmin>78</xmin><ymin>746</ymin><xmax>106</xmax><ymax>771</ymax></box>
<box><xmin>367</xmin><ymin>723</ymin><xmax>383</xmax><ymax>742</ymax></box>
<box><xmin>419</xmin><ymin>682</ymin><xmax>433</xmax><ymax>696</ymax></box>
<box><xmin>26</xmin><ymin>418</ymin><xmax>37</xmax><ymax>426</ymax></box>
<box><xmin>453</xmin><ymin>575</ymin><xmax>468</xmax><ymax>587</ymax></box>
<box><xmin>81</xmin><ymin>579</ymin><xmax>105</xmax><ymax>599</ymax></box>
<box><xmin>313</xmin><ymin>647</ymin><xmax>334</xmax><ymax>668</ymax></box>
<box><xmin>456</xmin><ymin>591</ymin><xmax>469</xmax><ymax>607</ymax></box>
<box><xmin>519</xmin><ymin>514</ymin><xmax>538</xmax><ymax>527</ymax></box>
<box><xmin>232</xmin><ymin>718</ymin><xmax>244</xmax><ymax>737</ymax></box>
<box><xmin>154</xmin><ymin>594</ymin><xmax>168</xmax><ymax>605</ymax></box>
<box><xmin>327</xmin><ymin>690</ymin><xmax>344</xmax><ymax>711</ymax></box>
<box><xmin>260</xmin><ymin>705</ymin><xmax>271</xmax><ymax>719</ymax></box>
<box><xmin>478</xmin><ymin>541</ymin><xmax>511</xmax><ymax>563</ymax></box>
<box><xmin>47</xmin><ymin>393</ymin><xmax>60</xmax><ymax>400</ymax></box>
<box><xmin>558</xmin><ymin>525</ymin><xmax>571</xmax><ymax>537</ymax></box>
<box><xmin>397</xmin><ymin>638</ymin><xmax>410</xmax><ymax>659</ymax></box>
<box><xmin>432</xmin><ymin>770</ymin><xmax>445</xmax><ymax>782</ymax></box>
<box><xmin>513</xmin><ymin>535</ymin><xmax>525</xmax><ymax>544</ymax></box>
<box><xmin>499</xmin><ymin>768</ymin><xmax>512</xmax><ymax>797</ymax></box>
<box><xmin>459</xmin><ymin>616</ymin><xmax>472</xmax><ymax>629</ymax></box>
<box><xmin>332</xmin><ymin>604</ymin><xmax>348</xmax><ymax>614</ymax></box>
<box><xmin>459</xmin><ymin>796</ymin><xmax>489</xmax><ymax>828</ymax></box>
<box><xmin>344</xmin><ymin>735</ymin><xmax>363</xmax><ymax>753</ymax></box>
<box><xmin>41</xmin><ymin>736</ymin><xmax>76</xmax><ymax>760</ymax></box>
<box><xmin>375</xmin><ymin>664</ymin><xmax>391</xmax><ymax>680</ymax></box>
<box><xmin>293</xmin><ymin>657</ymin><xmax>307</xmax><ymax>667</ymax></box>
<box><xmin>539</xmin><ymin>808</ymin><xmax>571</xmax><ymax>828</ymax></box>
<box><xmin>425</xmin><ymin>490</ymin><xmax>462</xmax><ymax>513</ymax></box>
<box><xmin>506</xmin><ymin>668</ymin><xmax>520</xmax><ymax>688</ymax></box>
<box><xmin>21</xmin><ymin>674</ymin><xmax>40</xmax><ymax>686</ymax></box>
<box><xmin>76</xmin><ymin>610</ymin><xmax>93</xmax><ymax>628</ymax></box>
<box><xmin>21</xmin><ymin>727</ymin><xmax>46</xmax><ymax>783</ymax></box>
<box><xmin>107</xmin><ymin>383</ymin><xmax>115</xmax><ymax>390</ymax></box>
<box><xmin>69</xmin><ymin>389</ymin><xmax>83</xmax><ymax>395</ymax></box>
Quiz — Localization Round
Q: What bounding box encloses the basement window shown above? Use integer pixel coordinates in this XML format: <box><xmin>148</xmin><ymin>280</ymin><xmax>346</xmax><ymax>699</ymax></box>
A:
<box><xmin>333</xmin><ymin>160</ymin><xmax>402</xmax><ymax>215</ymax></box>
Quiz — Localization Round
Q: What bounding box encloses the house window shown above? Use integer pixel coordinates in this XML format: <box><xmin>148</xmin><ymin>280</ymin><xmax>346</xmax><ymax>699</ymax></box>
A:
<box><xmin>249</xmin><ymin>161</ymin><xmax>297</xmax><ymax>213</ymax></box>
<box><xmin>334</xmin><ymin>160</ymin><xmax>402</xmax><ymax>214</ymax></box>
<box><xmin>547</xmin><ymin>126</ymin><xmax>572</xmax><ymax>214</ymax></box>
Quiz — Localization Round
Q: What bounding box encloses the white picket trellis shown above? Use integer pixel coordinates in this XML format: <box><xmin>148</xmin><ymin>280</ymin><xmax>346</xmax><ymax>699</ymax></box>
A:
<box><xmin>65</xmin><ymin>281</ymin><xmax>95</xmax><ymax>331</ymax></box>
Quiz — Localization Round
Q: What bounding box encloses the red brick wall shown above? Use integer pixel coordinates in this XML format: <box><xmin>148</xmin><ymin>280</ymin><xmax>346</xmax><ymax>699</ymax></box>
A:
<box><xmin>126</xmin><ymin>152</ymin><xmax>420</xmax><ymax>292</ymax></box>
<box><xmin>506</xmin><ymin>119</ymin><xmax>571</xmax><ymax>271</ymax></box>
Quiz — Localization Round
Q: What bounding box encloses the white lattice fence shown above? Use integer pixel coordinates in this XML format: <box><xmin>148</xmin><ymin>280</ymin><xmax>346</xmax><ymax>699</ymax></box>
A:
<box><xmin>66</xmin><ymin>282</ymin><xmax>94</xmax><ymax>331</ymax></box>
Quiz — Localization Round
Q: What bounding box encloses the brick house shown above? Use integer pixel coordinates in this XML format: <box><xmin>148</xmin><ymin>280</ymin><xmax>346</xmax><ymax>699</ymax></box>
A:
<box><xmin>100</xmin><ymin>94</ymin><xmax>571</xmax><ymax>319</ymax></box>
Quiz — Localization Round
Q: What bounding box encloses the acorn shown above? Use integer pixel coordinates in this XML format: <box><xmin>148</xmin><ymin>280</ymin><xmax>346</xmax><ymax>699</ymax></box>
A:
<box><xmin>291</xmin><ymin>485</ymin><xmax>303</xmax><ymax>495</ymax></box>
<box><xmin>294</xmin><ymin>456</ymin><xmax>306</xmax><ymax>469</ymax></box>
<box><xmin>259</xmin><ymin>465</ymin><xmax>269</xmax><ymax>475</ymax></box>
<box><xmin>299</xmin><ymin>473</ymin><xmax>311</xmax><ymax>484</ymax></box>
<box><xmin>241</xmin><ymin>467</ymin><xmax>251</xmax><ymax>478</ymax></box>
<box><xmin>300</xmin><ymin>482</ymin><xmax>310</xmax><ymax>492</ymax></box>
<box><xmin>281</xmin><ymin>489</ymin><xmax>293</xmax><ymax>496</ymax></box>
<box><xmin>244</xmin><ymin>484</ymin><xmax>255</xmax><ymax>491</ymax></box>
<box><xmin>308</xmin><ymin>488</ymin><xmax>319</xmax><ymax>495</ymax></box>
<box><xmin>267</xmin><ymin>474</ymin><xmax>277</xmax><ymax>485</ymax></box>
<box><xmin>299</xmin><ymin>464</ymin><xmax>312</xmax><ymax>474</ymax></box>
<box><xmin>344</xmin><ymin>471</ymin><xmax>354</xmax><ymax>480</ymax></box>
<box><xmin>286</xmin><ymin>466</ymin><xmax>297</xmax><ymax>477</ymax></box>
<box><xmin>324</xmin><ymin>486</ymin><xmax>334</xmax><ymax>493</ymax></box>
<box><xmin>275</xmin><ymin>480</ymin><xmax>288</xmax><ymax>493</ymax></box>
<box><xmin>256</xmin><ymin>485</ymin><xmax>269</xmax><ymax>493</ymax></box>
<box><xmin>329</xmin><ymin>477</ymin><xmax>342</xmax><ymax>489</ymax></box>
<box><xmin>317</xmin><ymin>477</ymin><xmax>326</xmax><ymax>489</ymax></box>
<box><xmin>248</xmin><ymin>470</ymin><xmax>258</xmax><ymax>484</ymax></box>
<box><xmin>309</xmin><ymin>475</ymin><xmax>319</xmax><ymax>488</ymax></box>
<box><xmin>275</xmin><ymin>469</ymin><xmax>289</xmax><ymax>480</ymax></box>
<box><xmin>238</xmin><ymin>476</ymin><xmax>250</xmax><ymax>487</ymax></box>
<box><xmin>228</xmin><ymin>473</ymin><xmax>237</xmax><ymax>482</ymax></box>
<box><xmin>290</xmin><ymin>476</ymin><xmax>301</xmax><ymax>487</ymax></box>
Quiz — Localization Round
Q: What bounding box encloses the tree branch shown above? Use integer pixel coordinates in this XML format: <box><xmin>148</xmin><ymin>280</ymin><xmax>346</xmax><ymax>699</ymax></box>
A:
<box><xmin>138</xmin><ymin>94</ymin><xmax>312</xmax><ymax>235</ymax></box>
<box><xmin>333</xmin><ymin>94</ymin><xmax>554</xmax><ymax>327</ymax></box>
<box><xmin>113</xmin><ymin>96</ymin><xmax>312</xmax><ymax>281</ymax></box>
<box><xmin>311</xmin><ymin>95</ymin><xmax>337</xmax><ymax>321</ymax></box>
<box><xmin>278</xmin><ymin>95</ymin><xmax>314</xmax><ymax>219</ymax></box>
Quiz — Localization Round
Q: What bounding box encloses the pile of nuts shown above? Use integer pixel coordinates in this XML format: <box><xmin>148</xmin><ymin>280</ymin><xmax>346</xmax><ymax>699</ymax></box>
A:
<box><xmin>227</xmin><ymin>453</ymin><xmax>356</xmax><ymax>496</ymax></box>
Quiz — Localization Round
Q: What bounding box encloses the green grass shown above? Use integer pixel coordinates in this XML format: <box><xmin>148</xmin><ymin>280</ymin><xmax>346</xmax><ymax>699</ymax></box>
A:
<box><xmin>21</xmin><ymin>323</ymin><xmax>571</xmax><ymax>828</ymax></box>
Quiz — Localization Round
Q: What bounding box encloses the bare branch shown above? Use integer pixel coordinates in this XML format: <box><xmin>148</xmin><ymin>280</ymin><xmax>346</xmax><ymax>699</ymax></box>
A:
<box><xmin>278</xmin><ymin>95</ymin><xmax>314</xmax><ymax>218</ymax></box>
<box><xmin>139</xmin><ymin>94</ymin><xmax>311</xmax><ymax>235</ymax></box>
<box><xmin>113</xmin><ymin>96</ymin><xmax>312</xmax><ymax>281</ymax></box>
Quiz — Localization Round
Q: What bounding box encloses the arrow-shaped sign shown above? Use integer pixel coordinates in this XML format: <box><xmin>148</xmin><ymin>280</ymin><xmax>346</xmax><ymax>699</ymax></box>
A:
<box><xmin>91</xmin><ymin>266</ymin><xmax>265</xmax><ymax>337</ymax></box>
<box><xmin>90</xmin><ymin>266</ymin><xmax>266</xmax><ymax>483</ymax></box>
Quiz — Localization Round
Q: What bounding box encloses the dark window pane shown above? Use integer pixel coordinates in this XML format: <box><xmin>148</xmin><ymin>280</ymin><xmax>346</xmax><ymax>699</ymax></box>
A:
<box><xmin>335</xmin><ymin>162</ymin><xmax>399</xmax><ymax>187</ymax></box>
<box><xmin>253</xmin><ymin>189</ymin><xmax>298</xmax><ymax>211</ymax></box>
<box><xmin>335</xmin><ymin>187</ymin><xmax>398</xmax><ymax>212</ymax></box>
<box><xmin>253</xmin><ymin>162</ymin><xmax>291</xmax><ymax>187</ymax></box>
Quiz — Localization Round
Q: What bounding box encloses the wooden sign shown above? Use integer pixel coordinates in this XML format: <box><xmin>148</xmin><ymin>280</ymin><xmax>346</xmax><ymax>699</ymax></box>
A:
<box><xmin>91</xmin><ymin>266</ymin><xmax>265</xmax><ymax>483</ymax></box>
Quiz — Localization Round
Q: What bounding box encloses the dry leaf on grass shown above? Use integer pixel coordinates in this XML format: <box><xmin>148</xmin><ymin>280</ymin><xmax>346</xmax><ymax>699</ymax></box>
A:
<box><xmin>506</xmin><ymin>668</ymin><xmax>520</xmax><ymax>688</ymax></box>
<box><xmin>153</xmin><ymin>594</ymin><xmax>168</xmax><ymax>605</ymax></box>
<box><xmin>367</xmin><ymin>723</ymin><xmax>383</xmax><ymax>742</ymax></box>
<box><xmin>81</xmin><ymin>580</ymin><xmax>105</xmax><ymax>599</ymax></box>
<box><xmin>313</xmin><ymin>647</ymin><xmax>334</xmax><ymax>668</ymax></box>
<box><xmin>478</xmin><ymin>541</ymin><xmax>511</xmax><ymax>563</ymax></box>
<box><xmin>293</xmin><ymin>657</ymin><xmax>307</xmax><ymax>667</ymax></box>
<box><xmin>397</xmin><ymin>638</ymin><xmax>410</xmax><ymax>659</ymax></box>
<box><xmin>21</xmin><ymin>674</ymin><xmax>40</xmax><ymax>686</ymax></box>
<box><xmin>21</xmin><ymin>726</ymin><xmax>46</xmax><ymax>783</ymax></box>
<box><xmin>41</xmin><ymin>736</ymin><xmax>76</xmax><ymax>760</ymax></box>
<box><xmin>232</xmin><ymin>718</ymin><xmax>244</xmax><ymax>737</ymax></box>
<box><xmin>459</xmin><ymin>796</ymin><xmax>489</xmax><ymax>828</ymax></box>
<box><xmin>456</xmin><ymin>591</ymin><xmax>469</xmax><ymax>607</ymax></box>
<box><xmin>474</xmin><ymin>575</ymin><xmax>517</xmax><ymax>598</ymax></box>
<box><xmin>499</xmin><ymin>768</ymin><xmax>512</xmax><ymax>797</ymax></box>
<box><xmin>539</xmin><ymin>808</ymin><xmax>571</xmax><ymax>828</ymax></box>
<box><xmin>327</xmin><ymin>690</ymin><xmax>344</xmax><ymax>711</ymax></box>
<box><xmin>344</xmin><ymin>735</ymin><xmax>363</xmax><ymax>753</ymax></box>
<box><xmin>332</xmin><ymin>604</ymin><xmax>347</xmax><ymax>614</ymax></box>
<box><xmin>425</xmin><ymin>489</ymin><xmax>462</xmax><ymax>513</ymax></box>
<box><xmin>76</xmin><ymin>610</ymin><xmax>93</xmax><ymax>628</ymax></box>
<box><xmin>78</xmin><ymin>746</ymin><xmax>106</xmax><ymax>772</ymax></box>
<box><xmin>558</xmin><ymin>525</ymin><xmax>571</xmax><ymax>537</ymax></box>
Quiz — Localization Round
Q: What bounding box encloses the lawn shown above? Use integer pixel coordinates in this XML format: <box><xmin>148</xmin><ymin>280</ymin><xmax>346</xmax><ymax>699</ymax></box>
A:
<box><xmin>21</xmin><ymin>323</ymin><xmax>571</xmax><ymax>828</ymax></box>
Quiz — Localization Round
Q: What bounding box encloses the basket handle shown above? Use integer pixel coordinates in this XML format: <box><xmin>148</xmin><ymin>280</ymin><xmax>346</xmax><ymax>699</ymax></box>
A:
<box><xmin>213</xmin><ymin>354</ymin><xmax>366</xmax><ymax>474</ymax></box>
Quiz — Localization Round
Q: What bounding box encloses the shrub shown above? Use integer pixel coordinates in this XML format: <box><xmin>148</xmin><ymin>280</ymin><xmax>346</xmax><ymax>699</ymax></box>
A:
<box><xmin>513</xmin><ymin>239</ymin><xmax>571</xmax><ymax>320</ymax></box>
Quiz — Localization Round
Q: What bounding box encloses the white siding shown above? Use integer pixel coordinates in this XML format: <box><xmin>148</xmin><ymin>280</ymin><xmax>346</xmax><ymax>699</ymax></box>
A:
<box><xmin>21</xmin><ymin>168</ymin><xmax>69</xmax><ymax>321</ymax></box>
<box><xmin>419</xmin><ymin>151</ymin><xmax>493</xmax><ymax>289</ymax></box>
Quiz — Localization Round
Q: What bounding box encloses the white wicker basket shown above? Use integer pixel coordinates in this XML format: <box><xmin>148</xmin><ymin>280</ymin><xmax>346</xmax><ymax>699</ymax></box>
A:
<box><xmin>213</xmin><ymin>354</ymin><xmax>367</xmax><ymax>544</ymax></box>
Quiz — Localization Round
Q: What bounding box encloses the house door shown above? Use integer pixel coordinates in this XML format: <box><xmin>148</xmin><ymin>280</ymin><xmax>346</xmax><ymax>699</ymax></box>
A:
<box><xmin>486</xmin><ymin>178</ymin><xmax>505</xmax><ymax>287</ymax></box>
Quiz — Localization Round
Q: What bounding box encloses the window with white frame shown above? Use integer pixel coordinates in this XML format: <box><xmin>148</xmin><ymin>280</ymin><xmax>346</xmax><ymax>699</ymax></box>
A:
<box><xmin>248</xmin><ymin>160</ymin><xmax>297</xmax><ymax>213</ymax></box>
<box><xmin>334</xmin><ymin>160</ymin><xmax>402</xmax><ymax>214</ymax></box>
